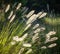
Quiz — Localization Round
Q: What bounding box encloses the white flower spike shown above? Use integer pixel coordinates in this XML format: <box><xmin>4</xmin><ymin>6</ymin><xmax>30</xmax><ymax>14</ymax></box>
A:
<box><xmin>39</xmin><ymin>12</ymin><xmax>47</xmax><ymax>18</ymax></box>
<box><xmin>18</xmin><ymin>48</ymin><xmax>25</xmax><ymax>54</ymax></box>
<box><xmin>23</xmin><ymin>43</ymin><xmax>32</xmax><ymax>47</ymax></box>
<box><xmin>25</xmin><ymin>49</ymin><xmax>32</xmax><ymax>54</ymax></box>
<box><xmin>26</xmin><ymin>14</ymin><xmax>38</xmax><ymax>24</ymax></box>
<box><xmin>22</xmin><ymin>33</ymin><xmax>28</xmax><ymax>40</ymax></box>
<box><xmin>8</xmin><ymin>11</ymin><xmax>13</xmax><ymax>19</ymax></box>
<box><xmin>50</xmin><ymin>37</ymin><xmax>58</xmax><ymax>42</ymax></box>
<box><xmin>13</xmin><ymin>36</ymin><xmax>19</xmax><ymax>41</ymax></box>
<box><xmin>33</xmin><ymin>24</ymin><xmax>39</xmax><ymax>29</ymax></box>
<box><xmin>16</xmin><ymin>3</ymin><xmax>22</xmax><ymax>10</ymax></box>
<box><xmin>24</xmin><ymin>24</ymin><xmax>31</xmax><ymax>31</ymax></box>
<box><xmin>32</xmin><ymin>33</ymin><xmax>39</xmax><ymax>43</ymax></box>
<box><xmin>41</xmin><ymin>46</ymin><xmax>47</xmax><ymax>49</ymax></box>
<box><xmin>48</xmin><ymin>43</ymin><xmax>57</xmax><ymax>48</ymax></box>
<box><xmin>34</xmin><ymin>28</ymin><xmax>40</xmax><ymax>33</ymax></box>
<box><xmin>37</xmin><ymin>12</ymin><xmax>43</xmax><ymax>17</ymax></box>
<box><xmin>5</xmin><ymin>4</ymin><xmax>10</xmax><ymax>13</ymax></box>
<box><xmin>26</xmin><ymin>10</ymin><xmax>35</xmax><ymax>18</ymax></box>
<box><xmin>9</xmin><ymin>14</ymin><xmax>16</xmax><ymax>23</ymax></box>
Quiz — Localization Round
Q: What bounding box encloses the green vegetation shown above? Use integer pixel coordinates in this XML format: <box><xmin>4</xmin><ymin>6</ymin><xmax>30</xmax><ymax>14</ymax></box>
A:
<box><xmin>0</xmin><ymin>2</ymin><xmax>60</xmax><ymax>54</ymax></box>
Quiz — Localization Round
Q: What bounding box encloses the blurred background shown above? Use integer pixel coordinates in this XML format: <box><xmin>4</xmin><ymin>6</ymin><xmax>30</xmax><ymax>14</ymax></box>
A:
<box><xmin>0</xmin><ymin>0</ymin><xmax>60</xmax><ymax>13</ymax></box>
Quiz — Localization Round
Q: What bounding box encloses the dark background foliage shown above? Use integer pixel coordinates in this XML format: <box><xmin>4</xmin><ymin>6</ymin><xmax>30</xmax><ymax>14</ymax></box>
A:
<box><xmin>0</xmin><ymin>0</ymin><xmax>60</xmax><ymax>13</ymax></box>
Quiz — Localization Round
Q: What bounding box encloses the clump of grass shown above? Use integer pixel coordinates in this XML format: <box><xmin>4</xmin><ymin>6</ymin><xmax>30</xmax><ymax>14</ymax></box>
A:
<box><xmin>0</xmin><ymin>2</ymin><xmax>59</xmax><ymax>54</ymax></box>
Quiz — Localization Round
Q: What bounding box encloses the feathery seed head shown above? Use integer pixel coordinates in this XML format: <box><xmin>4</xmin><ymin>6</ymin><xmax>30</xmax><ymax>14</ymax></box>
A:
<box><xmin>48</xmin><ymin>43</ymin><xmax>57</xmax><ymax>48</ymax></box>
<box><xmin>23</xmin><ymin>43</ymin><xmax>32</xmax><ymax>47</ymax></box>
<box><xmin>26</xmin><ymin>10</ymin><xmax>35</xmax><ymax>18</ymax></box>
<box><xmin>32</xmin><ymin>33</ymin><xmax>39</xmax><ymax>43</ymax></box>
<box><xmin>8</xmin><ymin>11</ymin><xmax>13</xmax><ymax>19</ymax></box>
<box><xmin>40</xmin><ymin>27</ymin><xmax>46</xmax><ymax>31</ymax></box>
<box><xmin>49</xmin><ymin>37</ymin><xmax>58</xmax><ymax>42</ymax></box>
<box><xmin>26</xmin><ymin>14</ymin><xmax>38</xmax><ymax>24</ymax></box>
<box><xmin>9</xmin><ymin>14</ymin><xmax>16</xmax><ymax>23</ymax></box>
<box><xmin>41</xmin><ymin>46</ymin><xmax>47</xmax><ymax>49</ymax></box>
<box><xmin>13</xmin><ymin>36</ymin><xmax>19</xmax><ymax>41</ymax></box>
<box><xmin>33</xmin><ymin>24</ymin><xmax>39</xmax><ymax>29</ymax></box>
<box><xmin>24</xmin><ymin>24</ymin><xmax>32</xmax><ymax>31</ymax></box>
<box><xmin>16</xmin><ymin>3</ymin><xmax>22</xmax><ymax>10</ymax></box>
<box><xmin>39</xmin><ymin>12</ymin><xmax>47</xmax><ymax>18</ymax></box>
<box><xmin>47</xmin><ymin>31</ymin><xmax>56</xmax><ymax>36</ymax></box>
<box><xmin>37</xmin><ymin>12</ymin><xmax>43</xmax><ymax>17</ymax></box>
<box><xmin>34</xmin><ymin>28</ymin><xmax>40</xmax><ymax>33</ymax></box>
<box><xmin>5</xmin><ymin>4</ymin><xmax>10</xmax><ymax>13</ymax></box>
<box><xmin>18</xmin><ymin>48</ymin><xmax>25</xmax><ymax>54</ymax></box>
<box><xmin>22</xmin><ymin>33</ymin><xmax>28</xmax><ymax>40</ymax></box>
<box><xmin>45</xmin><ymin>37</ymin><xmax>58</xmax><ymax>43</ymax></box>
<box><xmin>15</xmin><ymin>33</ymin><xmax>28</xmax><ymax>42</ymax></box>
<box><xmin>25</xmin><ymin>49</ymin><xmax>32</xmax><ymax>54</ymax></box>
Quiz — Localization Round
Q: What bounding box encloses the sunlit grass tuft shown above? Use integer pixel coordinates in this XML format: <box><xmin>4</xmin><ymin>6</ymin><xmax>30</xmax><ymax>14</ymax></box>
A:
<box><xmin>0</xmin><ymin>2</ymin><xmax>59</xmax><ymax>54</ymax></box>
